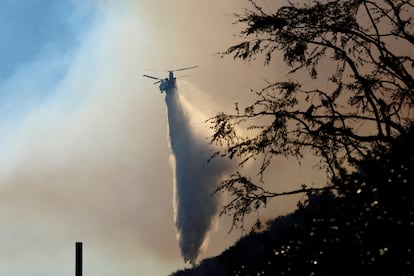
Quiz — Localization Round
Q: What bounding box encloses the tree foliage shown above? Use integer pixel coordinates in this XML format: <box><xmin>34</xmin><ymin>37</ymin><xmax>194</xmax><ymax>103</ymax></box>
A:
<box><xmin>209</xmin><ymin>0</ymin><xmax>414</xmax><ymax>228</ymax></box>
<box><xmin>173</xmin><ymin>127</ymin><xmax>414</xmax><ymax>275</ymax></box>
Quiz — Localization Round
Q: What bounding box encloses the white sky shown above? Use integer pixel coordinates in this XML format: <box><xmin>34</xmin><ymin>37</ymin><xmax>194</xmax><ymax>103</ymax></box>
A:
<box><xmin>0</xmin><ymin>1</ymin><xmax>325</xmax><ymax>275</ymax></box>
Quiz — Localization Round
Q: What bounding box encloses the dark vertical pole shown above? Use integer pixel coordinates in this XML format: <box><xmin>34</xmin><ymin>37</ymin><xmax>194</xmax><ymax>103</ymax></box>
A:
<box><xmin>76</xmin><ymin>242</ymin><xmax>82</xmax><ymax>276</ymax></box>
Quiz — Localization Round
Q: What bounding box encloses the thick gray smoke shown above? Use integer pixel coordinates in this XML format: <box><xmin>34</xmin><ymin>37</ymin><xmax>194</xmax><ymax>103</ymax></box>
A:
<box><xmin>165</xmin><ymin>84</ymin><xmax>229</xmax><ymax>265</ymax></box>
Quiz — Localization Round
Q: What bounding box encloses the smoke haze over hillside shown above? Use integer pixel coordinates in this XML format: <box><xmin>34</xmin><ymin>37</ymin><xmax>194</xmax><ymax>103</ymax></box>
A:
<box><xmin>0</xmin><ymin>1</ymin><xmax>321</xmax><ymax>275</ymax></box>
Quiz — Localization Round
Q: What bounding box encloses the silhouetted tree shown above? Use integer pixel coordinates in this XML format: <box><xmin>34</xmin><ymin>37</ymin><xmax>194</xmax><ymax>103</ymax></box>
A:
<box><xmin>209</xmin><ymin>0</ymin><xmax>414</xmax><ymax>227</ymax></box>
<box><xmin>172</xmin><ymin>127</ymin><xmax>414</xmax><ymax>275</ymax></box>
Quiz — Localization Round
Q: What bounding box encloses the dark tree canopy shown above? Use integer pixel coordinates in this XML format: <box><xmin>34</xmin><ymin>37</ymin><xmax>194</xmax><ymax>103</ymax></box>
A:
<box><xmin>209</xmin><ymin>0</ymin><xmax>414</xmax><ymax>228</ymax></box>
<box><xmin>173</xmin><ymin>128</ymin><xmax>414</xmax><ymax>275</ymax></box>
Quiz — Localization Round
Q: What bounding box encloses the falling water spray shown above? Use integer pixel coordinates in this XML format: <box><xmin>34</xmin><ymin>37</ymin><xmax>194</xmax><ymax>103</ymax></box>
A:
<box><xmin>165</xmin><ymin>83</ymin><xmax>229</xmax><ymax>265</ymax></box>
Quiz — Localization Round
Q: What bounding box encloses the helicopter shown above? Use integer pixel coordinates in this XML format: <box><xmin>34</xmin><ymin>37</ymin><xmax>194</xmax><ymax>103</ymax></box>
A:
<box><xmin>143</xmin><ymin>66</ymin><xmax>198</xmax><ymax>93</ymax></box>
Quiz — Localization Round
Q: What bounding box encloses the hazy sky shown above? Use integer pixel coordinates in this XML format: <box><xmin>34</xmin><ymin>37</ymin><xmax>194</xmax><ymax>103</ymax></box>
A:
<box><xmin>0</xmin><ymin>1</ymin><xmax>324</xmax><ymax>275</ymax></box>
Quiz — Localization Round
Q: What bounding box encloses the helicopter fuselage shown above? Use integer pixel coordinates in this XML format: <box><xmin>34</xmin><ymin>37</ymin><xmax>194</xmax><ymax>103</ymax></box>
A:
<box><xmin>159</xmin><ymin>71</ymin><xmax>176</xmax><ymax>93</ymax></box>
<box><xmin>143</xmin><ymin>66</ymin><xmax>197</xmax><ymax>93</ymax></box>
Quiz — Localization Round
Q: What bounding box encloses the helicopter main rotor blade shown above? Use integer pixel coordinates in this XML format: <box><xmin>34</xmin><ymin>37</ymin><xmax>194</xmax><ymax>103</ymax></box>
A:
<box><xmin>172</xmin><ymin>66</ymin><xmax>198</xmax><ymax>72</ymax></box>
<box><xmin>143</xmin><ymin>74</ymin><xmax>162</xmax><ymax>80</ymax></box>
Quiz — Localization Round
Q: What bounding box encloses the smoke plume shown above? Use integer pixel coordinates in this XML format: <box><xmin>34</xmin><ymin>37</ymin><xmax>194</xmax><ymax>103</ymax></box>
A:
<box><xmin>165</xmin><ymin>83</ymin><xmax>229</xmax><ymax>265</ymax></box>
